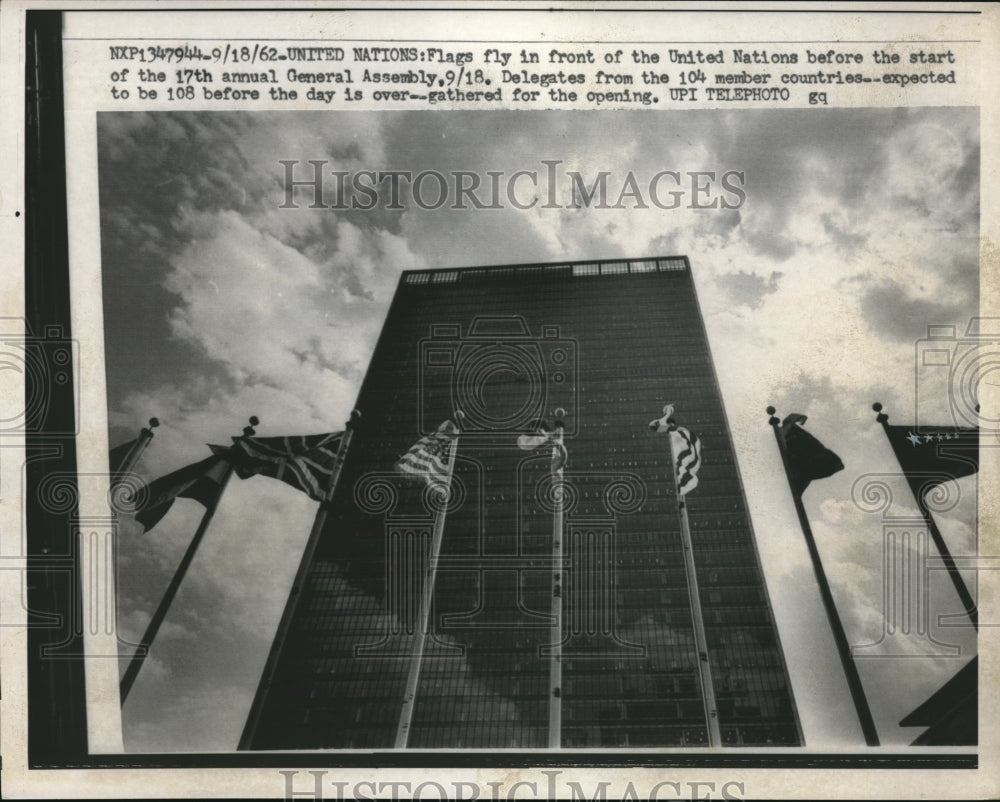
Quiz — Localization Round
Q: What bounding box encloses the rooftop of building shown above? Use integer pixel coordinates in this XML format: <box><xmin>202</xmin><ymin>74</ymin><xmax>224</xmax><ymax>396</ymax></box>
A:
<box><xmin>400</xmin><ymin>255</ymin><xmax>690</xmax><ymax>286</ymax></box>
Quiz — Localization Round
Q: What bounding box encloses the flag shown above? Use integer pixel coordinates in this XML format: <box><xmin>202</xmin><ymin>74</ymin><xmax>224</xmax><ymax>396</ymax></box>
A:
<box><xmin>135</xmin><ymin>454</ymin><xmax>230</xmax><ymax>532</ymax></box>
<box><xmin>216</xmin><ymin>432</ymin><xmax>345</xmax><ymax>502</ymax></box>
<box><xmin>648</xmin><ymin>405</ymin><xmax>701</xmax><ymax>495</ymax></box>
<box><xmin>395</xmin><ymin>419</ymin><xmax>460</xmax><ymax>497</ymax></box>
<box><xmin>517</xmin><ymin>418</ymin><xmax>567</xmax><ymax>472</ymax></box>
<box><xmin>899</xmin><ymin>656</ymin><xmax>977</xmax><ymax>746</ymax></box>
<box><xmin>778</xmin><ymin>414</ymin><xmax>844</xmax><ymax>496</ymax></box>
<box><xmin>669</xmin><ymin>426</ymin><xmax>702</xmax><ymax>496</ymax></box>
<box><xmin>881</xmin><ymin>423</ymin><xmax>978</xmax><ymax>497</ymax></box>
<box><xmin>110</xmin><ymin>436</ymin><xmax>140</xmax><ymax>473</ymax></box>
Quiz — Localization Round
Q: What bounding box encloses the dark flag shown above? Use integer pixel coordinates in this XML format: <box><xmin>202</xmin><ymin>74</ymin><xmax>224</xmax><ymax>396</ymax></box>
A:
<box><xmin>873</xmin><ymin>405</ymin><xmax>980</xmax><ymax>631</ymax></box>
<box><xmin>215</xmin><ymin>432</ymin><xmax>345</xmax><ymax>502</ymax></box>
<box><xmin>899</xmin><ymin>657</ymin><xmax>977</xmax><ymax>746</ymax></box>
<box><xmin>110</xmin><ymin>437</ymin><xmax>140</xmax><ymax>473</ymax></box>
<box><xmin>768</xmin><ymin>407</ymin><xmax>879</xmax><ymax>744</ymax></box>
<box><xmin>881</xmin><ymin>423</ymin><xmax>978</xmax><ymax>497</ymax></box>
<box><xmin>110</xmin><ymin>418</ymin><xmax>160</xmax><ymax>475</ymax></box>
<box><xmin>778</xmin><ymin>413</ymin><xmax>844</xmax><ymax>495</ymax></box>
<box><xmin>135</xmin><ymin>454</ymin><xmax>231</xmax><ymax>532</ymax></box>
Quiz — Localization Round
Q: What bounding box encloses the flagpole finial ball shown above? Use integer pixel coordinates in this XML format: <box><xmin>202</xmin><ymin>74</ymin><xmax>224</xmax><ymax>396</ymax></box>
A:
<box><xmin>872</xmin><ymin>403</ymin><xmax>882</xmax><ymax>413</ymax></box>
<box><xmin>249</xmin><ymin>416</ymin><xmax>260</xmax><ymax>427</ymax></box>
<box><xmin>766</xmin><ymin>406</ymin><xmax>776</xmax><ymax>416</ymax></box>
<box><xmin>148</xmin><ymin>417</ymin><xmax>160</xmax><ymax>428</ymax></box>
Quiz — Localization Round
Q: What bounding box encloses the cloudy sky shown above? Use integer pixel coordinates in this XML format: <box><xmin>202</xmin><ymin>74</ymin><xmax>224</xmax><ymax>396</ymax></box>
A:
<box><xmin>97</xmin><ymin>108</ymin><xmax>980</xmax><ymax>752</ymax></box>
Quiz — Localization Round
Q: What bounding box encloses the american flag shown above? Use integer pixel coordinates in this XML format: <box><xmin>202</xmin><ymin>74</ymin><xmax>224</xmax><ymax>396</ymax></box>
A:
<box><xmin>395</xmin><ymin>419</ymin><xmax>460</xmax><ymax>497</ymax></box>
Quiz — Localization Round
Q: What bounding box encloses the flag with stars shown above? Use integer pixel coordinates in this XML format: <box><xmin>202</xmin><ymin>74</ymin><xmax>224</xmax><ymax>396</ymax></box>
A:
<box><xmin>882</xmin><ymin>423</ymin><xmax>978</xmax><ymax>497</ymax></box>
<box><xmin>395</xmin><ymin>419</ymin><xmax>460</xmax><ymax>497</ymax></box>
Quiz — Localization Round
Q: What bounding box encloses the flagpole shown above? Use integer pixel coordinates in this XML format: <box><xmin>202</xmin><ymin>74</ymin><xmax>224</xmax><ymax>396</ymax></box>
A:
<box><xmin>872</xmin><ymin>403</ymin><xmax>978</xmax><ymax>631</ymax></box>
<box><xmin>666</xmin><ymin>422</ymin><xmax>721</xmax><ymax>747</ymax></box>
<box><xmin>238</xmin><ymin>411</ymin><xmax>360</xmax><ymax>750</ymax></box>
<box><xmin>768</xmin><ymin>407</ymin><xmax>880</xmax><ymax>745</ymax></box>
<box><xmin>113</xmin><ymin>417</ymin><xmax>160</xmax><ymax>475</ymax></box>
<box><xmin>548</xmin><ymin>418</ymin><xmax>565</xmax><ymax>749</ymax></box>
<box><xmin>120</xmin><ymin>416</ymin><xmax>257</xmax><ymax>704</ymax></box>
<box><xmin>110</xmin><ymin>417</ymin><xmax>159</xmax><ymax>673</ymax></box>
<box><xmin>394</xmin><ymin>414</ymin><xmax>460</xmax><ymax>749</ymax></box>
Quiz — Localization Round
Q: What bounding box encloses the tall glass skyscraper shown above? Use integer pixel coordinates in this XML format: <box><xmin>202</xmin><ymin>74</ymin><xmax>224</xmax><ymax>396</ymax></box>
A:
<box><xmin>240</xmin><ymin>256</ymin><xmax>802</xmax><ymax>750</ymax></box>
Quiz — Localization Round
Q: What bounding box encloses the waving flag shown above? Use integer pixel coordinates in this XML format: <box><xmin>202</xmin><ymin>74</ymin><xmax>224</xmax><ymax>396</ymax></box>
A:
<box><xmin>216</xmin><ymin>431</ymin><xmax>344</xmax><ymax>502</ymax></box>
<box><xmin>669</xmin><ymin>426</ymin><xmax>702</xmax><ymax>496</ymax></box>
<box><xmin>395</xmin><ymin>419</ymin><xmax>460</xmax><ymax>497</ymax></box>
<box><xmin>110</xmin><ymin>436</ymin><xmax>141</xmax><ymax>473</ymax></box>
<box><xmin>517</xmin><ymin>418</ymin><xmax>567</xmax><ymax>472</ymax></box>
<box><xmin>649</xmin><ymin>405</ymin><xmax>701</xmax><ymax>495</ymax></box>
<box><xmin>778</xmin><ymin>414</ymin><xmax>844</xmax><ymax>496</ymax></box>
<box><xmin>881</xmin><ymin>422</ymin><xmax>978</xmax><ymax>496</ymax></box>
<box><xmin>135</xmin><ymin>454</ymin><xmax>231</xmax><ymax>532</ymax></box>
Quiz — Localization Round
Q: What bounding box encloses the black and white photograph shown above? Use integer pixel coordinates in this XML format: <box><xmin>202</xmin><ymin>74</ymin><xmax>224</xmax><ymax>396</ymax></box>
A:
<box><xmin>97</xmin><ymin>107</ymin><xmax>981</xmax><ymax>754</ymax></box>
<box><xmin>3</xmin><ymin>3</ymin><xmax>998</xmax><ymax>800</ymax></box>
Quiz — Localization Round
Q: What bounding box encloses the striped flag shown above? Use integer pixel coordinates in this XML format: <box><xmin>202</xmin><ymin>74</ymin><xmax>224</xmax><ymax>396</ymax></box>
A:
<box><xmin>649</xmin><ymin>405</ymin><xmax>702</xmax><ymax>496</ymax></box>
<box><xmin>395</xmin><ymin>419</ymin><xmax>460</xmax><ymax>497</ymax></box>
<box><xmin>669</xmin><ymin>426</ymin><xmax>702</xmax><ymax>496</ymax></box>
<box><xmin>215</xmin><ymin>432</ymin><xmax>344</xmax><ymax>502</ymax></box>
<box><xmin>517</xmin><ymin>419</ymin><xmax>567</xmax><ymax>472</ymax></box>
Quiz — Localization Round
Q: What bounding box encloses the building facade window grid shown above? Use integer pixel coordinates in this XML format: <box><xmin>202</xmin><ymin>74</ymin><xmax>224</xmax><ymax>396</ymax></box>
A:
<box><xmin>243</xmin><ymin>257</ymin><xmax>802</xmax><ymax>750</ymax></box>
